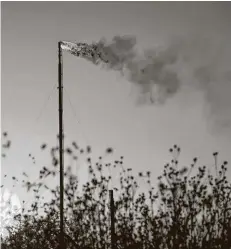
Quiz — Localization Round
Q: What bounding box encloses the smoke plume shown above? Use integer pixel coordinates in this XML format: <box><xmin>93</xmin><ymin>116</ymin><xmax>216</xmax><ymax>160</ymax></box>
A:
<box><xmin>61</xmin><ymin>35</ymin><xmax>231</xmax><ymax>131</ymax></box>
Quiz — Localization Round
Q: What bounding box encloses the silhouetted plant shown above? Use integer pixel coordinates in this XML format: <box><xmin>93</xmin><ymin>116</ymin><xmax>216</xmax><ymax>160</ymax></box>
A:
<box><xmin>1</xmin><ymin>138</ymin><xmax>231</xmax><ymax>249</ymax></box>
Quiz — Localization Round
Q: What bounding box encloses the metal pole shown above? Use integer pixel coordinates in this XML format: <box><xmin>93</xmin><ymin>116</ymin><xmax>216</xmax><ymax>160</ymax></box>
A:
<box><xmin>109</xmin><ymin>190</ymin><xmax>115</xmax><ymax>249</ymax></box>
<box><xmin>58</xmin><ymin>41</ymin><xmax>65</xmax><ymax>249</ymax></box>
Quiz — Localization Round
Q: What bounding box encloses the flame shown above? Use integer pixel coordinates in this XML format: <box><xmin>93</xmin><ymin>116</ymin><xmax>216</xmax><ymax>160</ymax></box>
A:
<box><xmin>60</xmin><ymin>35</ymin><xmax>231</xmax><ymax>130</ymax></box>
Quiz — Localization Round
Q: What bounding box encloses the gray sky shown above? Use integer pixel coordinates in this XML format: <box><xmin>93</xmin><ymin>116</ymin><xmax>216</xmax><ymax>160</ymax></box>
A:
<box><xmin>1</xmin><ymin>2</ymin><xmax>231</xmax><ymax>206</ymax></box>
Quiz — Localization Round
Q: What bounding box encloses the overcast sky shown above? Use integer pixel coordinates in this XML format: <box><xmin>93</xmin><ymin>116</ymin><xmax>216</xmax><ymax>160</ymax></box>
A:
<box><xmin>1</xmin><ymin>2</ymin><xmax>231</xmax><ymax>207</ymax></box>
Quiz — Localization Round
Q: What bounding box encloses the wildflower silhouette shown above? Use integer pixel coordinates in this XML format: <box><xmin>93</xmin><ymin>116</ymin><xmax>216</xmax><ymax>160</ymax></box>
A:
<box><xmin>1</xmin><ymin>137</ymin><xmax>231</xmax><ymax>249</ymax></box>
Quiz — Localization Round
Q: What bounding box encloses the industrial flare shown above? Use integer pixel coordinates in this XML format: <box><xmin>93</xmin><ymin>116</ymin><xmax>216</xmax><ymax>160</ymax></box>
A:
<box><xmin>61</xmin><ymin>35</ymin><xmax>231</xmax><ymax>129</ymax></box>
<box><xmin>61</xmin><ymin>36</ymin><xmax>179</xmax><ymax>103</ymax></box>
<box><xmin>61</xmin><ymin>40</ymin><xmax>109</xmax><ymax>65</ymax></box>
